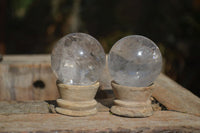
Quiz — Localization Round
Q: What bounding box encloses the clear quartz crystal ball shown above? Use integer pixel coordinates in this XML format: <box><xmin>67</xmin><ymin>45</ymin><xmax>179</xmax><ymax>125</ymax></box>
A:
<box><xmin>51</xmin><ymin>33</ymin><xmax>106</xmax><ymax>86</ymax></box>
<box><xmin>108</xmin><ymin>35</ymin><xmax>162</xmax><ymax>87</ymax></box>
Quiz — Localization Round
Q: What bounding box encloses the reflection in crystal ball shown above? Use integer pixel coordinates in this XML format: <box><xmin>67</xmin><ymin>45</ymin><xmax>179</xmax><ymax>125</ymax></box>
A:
<box><xmin>108</xmin><ymin>35</ymin><xmax>162</xmax><ymax>87</ymax></box>
<box><xmin>51</xmin><ymin>33</ymin><xmax>106</xmax><ymax>85</ymax></box>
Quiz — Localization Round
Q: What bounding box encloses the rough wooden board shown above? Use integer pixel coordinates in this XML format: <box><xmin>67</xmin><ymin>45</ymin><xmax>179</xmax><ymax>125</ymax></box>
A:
<box><xmin>0</xmin><ymin>101</ymin><xmax>110</xmax><ymax>115</ymax></box>
<box><xmin>0</xmin><ymin>101</ymin><xmax>49</xmax><ymax>114</ymax></box>
<box><xmin>0</xmin><ymin>55</ymin><xmax>200</xmax><ymax>117</ymax></box>
<box><xmin>0</xmin><ymin>55</ymin><xmax>59</xmax><ymax>101</ymax></box>
<box><xmin>1</xmin><ymin>54</ymin><xmax>50</xmax><ymax>63</ymax></box>
<box><xmin>0</xmin><ymin>111</ymin><xmax>200</xmax><ymax>133</ymax></box>
<box><xmin>153</xmin><ymin>73</ymin><xmax>200</xmax><ymax>116</ymax></box>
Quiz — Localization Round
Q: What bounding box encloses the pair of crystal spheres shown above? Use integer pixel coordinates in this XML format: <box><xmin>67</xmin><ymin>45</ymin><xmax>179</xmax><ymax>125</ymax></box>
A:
<box><xmin>51</xmin><ymin>33</ymin><xmax>162</xmax><ymax>87</ymax></box>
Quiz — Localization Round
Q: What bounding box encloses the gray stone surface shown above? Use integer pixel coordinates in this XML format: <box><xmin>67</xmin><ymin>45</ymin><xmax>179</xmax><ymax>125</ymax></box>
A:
<box><xmin>51</xmin><ymin>33</ymin><xmax>106</xmax><ymax>86</ymax></box>
<box><xmin>108</xmin><ymin>35</ymin><xmax>162</xmax><ymax>87</ymax></box>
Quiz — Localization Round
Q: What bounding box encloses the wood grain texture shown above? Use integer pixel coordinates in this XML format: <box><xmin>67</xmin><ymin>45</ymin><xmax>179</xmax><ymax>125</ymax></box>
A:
<box><xmin>0</xmin><ymin>101</ymin><xmax>49</xmax><ymax>114</ymax></box>
<box><xmin>0</xmin><ymin>55</ymin><xmax>59</xmax><ymax>101</ymax></box>
<box><xmin>56</xmin><ymin>82</ymin><xmax>99</xmax><ymax>116</ymax></box>
<box><xmin>153</xmin><ymin>73</ymin><xmax>200</xmax><ymax>116</ymax></box>
<box><xmin>0</xmin><ymin>55</ymin><xmax>200</xmax><ymax>117</ymax></box>
<box><xmin>110</xmin><ymin>81</ymin><xmax>153</xmax><ymax>117</ymax></box>
<box><xmin>0</xmin><ymin>111</ymin><xmax>200</xmax><ymax>133</ymax></box>
<box><xmin>0</xmin><ymin>101</ymin><xmax>110</xmax><ymax>115</ymax></box>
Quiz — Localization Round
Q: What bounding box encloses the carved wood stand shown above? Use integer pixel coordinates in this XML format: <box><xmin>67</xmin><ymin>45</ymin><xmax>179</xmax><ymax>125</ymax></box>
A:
<box><xmin>56</xmin><ymin>81</ymin><xmax>99</xmax><ymax>116</ymax></box>
<box><xmin>111</xmin><ymin>81</ymin><xmax>154</xmax><ymax>117</ymax></box>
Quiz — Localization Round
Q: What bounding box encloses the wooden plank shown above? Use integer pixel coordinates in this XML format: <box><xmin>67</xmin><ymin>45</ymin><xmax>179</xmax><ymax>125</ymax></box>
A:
<box><xmin>153</xmin><ymin>73</ymin><xmax>200</xmax><ymax>116</ymax></box>
<box><xmin>0</xmin><ymin>55</ymin><xmax>200</xmax><ymax>117</ymax></box>
<box><xmin>0</xmin><ymin>101</ymin><xmax>49</xmax><ymax>114</ymax></box>
<box><xmin>1</xmin><ymin>54</ymin><xmax>50</xmax><ymax>62</ymax></box>
<box><xmin>0</xmin><ymin>111</ymin><xmax>200</xmax><ymax>133</ymax></box>
<box><xmin>0</xmin><ymin>100</ymin><xmax>110</xmax><ymax>115</ymax></box>
<box><xmin>0</xmin><ymin>55</ymin><xmax>59</xmax><ymax>101</ymax></box>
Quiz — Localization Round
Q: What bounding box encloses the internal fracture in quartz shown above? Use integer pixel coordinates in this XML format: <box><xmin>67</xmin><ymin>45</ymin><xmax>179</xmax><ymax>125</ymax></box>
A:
<box><xmin>108</xmin><ymin>35</ymin><xmax>162</xmax><ymax>87</ymax></box>
<box><xmin>51</xmin><ymin>33</ymin><xmax>106</xmax><ymax>85</ymax></box>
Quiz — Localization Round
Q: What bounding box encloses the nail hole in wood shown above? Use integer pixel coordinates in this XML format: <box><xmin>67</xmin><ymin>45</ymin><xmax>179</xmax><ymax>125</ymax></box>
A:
<box><xmin>33</xmin><ymin>80</ymin><xmax>45</xmax><ymax>89</ymax></box>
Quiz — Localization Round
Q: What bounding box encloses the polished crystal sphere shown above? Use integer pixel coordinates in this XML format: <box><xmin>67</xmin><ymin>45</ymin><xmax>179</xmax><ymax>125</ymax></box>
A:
<box><xmin>51</xmin><ymin>33</ymin><xmax>106</xmax><ymax>85</ymax></box>
<box><xmin>108</xmin><ymin>35</ymin><xmax>162</xmax><ymax>87</ymax></box>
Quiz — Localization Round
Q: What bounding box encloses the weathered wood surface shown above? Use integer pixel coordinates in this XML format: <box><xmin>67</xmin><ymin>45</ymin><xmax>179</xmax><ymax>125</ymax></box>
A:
<box><xmin>0</xmin><ymin>55</ymin><xmax>59</xmax><ymax>101</ymax></box>
<box><xmin>56</xmin><ymin>82</ymin><xmax>99</xmax><ymax>116</ymax></box>
<box><xmin>153</xmin><ymin>73</ymin><xmax>200</xmax><ymax>116</ymax></box>
<box><xmin>0</xmin><ymin>111</ymin><xmax>200</xmax><ymax>133</ymax></box>
<box><xmin>0</xmin><ymin>55</ymin><xmax>200</xmax><ymax>132</ymax></box>
<box><xmin>0</xmin><ymin>101</ymin><xmax>110</xmax><ymax>115</ymax></box>
<box><xmin>0</xmin><ymin>55</ymin><xmax>200</xmax><ymax>117</ymax></box>
<box><xmin>110</xmin><ymin>82</ymin><xmax>153</xmax><ymax>117</ymax></box>
<box><xmin>0</xmin><ymin>101</ymin><xmax>49</xmax><ymax>114</ymax></box>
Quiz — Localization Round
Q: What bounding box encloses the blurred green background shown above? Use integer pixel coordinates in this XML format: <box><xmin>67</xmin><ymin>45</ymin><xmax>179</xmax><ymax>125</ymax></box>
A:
<box><xmin>0</xmin><ymin>0</ymin><xmax>200</xmax><ymax>96</ymax></box>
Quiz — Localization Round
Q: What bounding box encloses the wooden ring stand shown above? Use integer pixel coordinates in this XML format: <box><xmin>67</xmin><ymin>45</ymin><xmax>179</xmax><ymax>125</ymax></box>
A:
<box><xmin>110</xmin><ymin>81</ymin><xmax>154</xmax><ymax>117</ymax></box>
<box><xmin>56</xmin><ymin>81</ymin><xmax>99</xmax><ymax>116</ymax></box>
